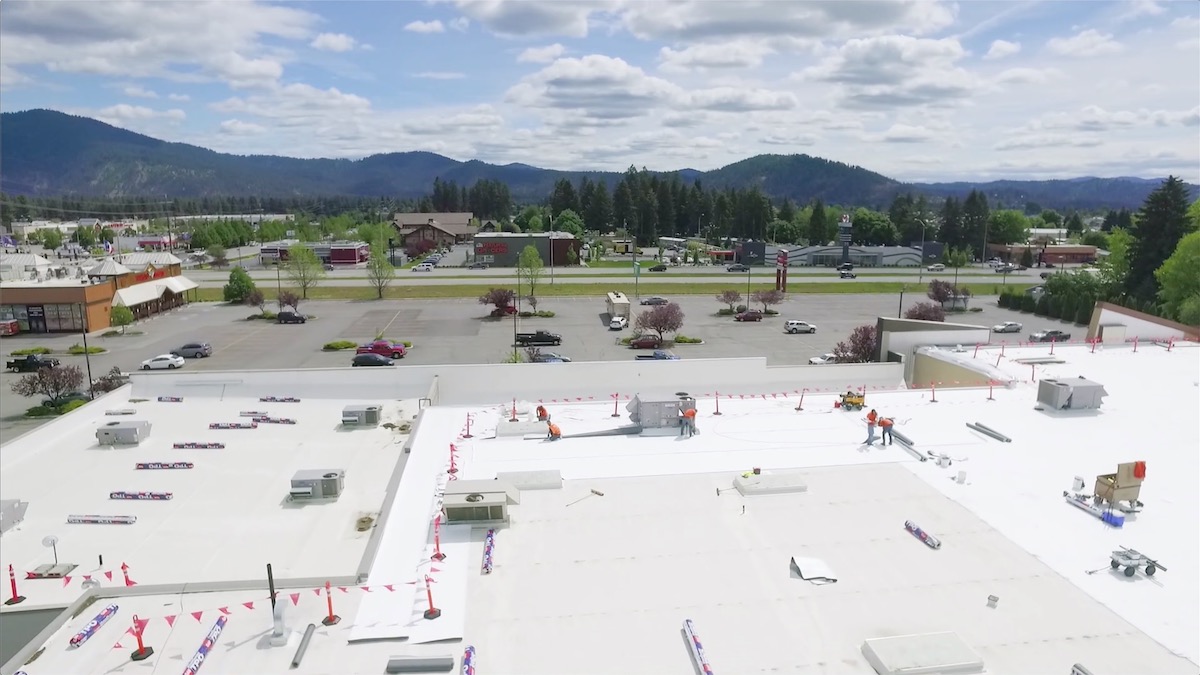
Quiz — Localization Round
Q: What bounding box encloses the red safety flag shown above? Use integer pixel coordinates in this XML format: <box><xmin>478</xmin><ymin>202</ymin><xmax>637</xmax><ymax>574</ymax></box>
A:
<box><xmin>361</xmin><ymin>586</ymin><xmax>372</xmax><ymax>592</ymax></box>
<box><xmin>289</xmin><ymin>593</ymin><xmax>301</xmax><ymax>606</ymax></box>
<box><xmin>83</xmin><ymin>575</ymin><xmax>92</xmax><ymax>582</ymax></box>
<box><xmin>135</xmin><ymin>617</ymin><xmax>149</xmax><ymax>633</ymax></box>
<box><xmin>313</xmin><ymin>588</ymin><xmax>322</xmax><ymax>596</ymax></box>
<box><xmin>218</xmin><ymin>607</ymin><xmax>231</xmax><ymax>615</ymax></box>
<box><xmin>113</xmin><ymin>641</ymin><xmax>123</xmax><ymax>649</ymax></box>
<box><xmin>242</xmin><ymin>601</ymin><xmax>255</xmax><ymax>610</ymax></box>
<box><xmin>62</xmin><ymin>576</ymin><xmax>72</xmax><ymax>587</ymax></box>
<box><xmin>191</xmin><ymin>611</ymin><xmax>204</xmax><ymax>622</ymax></box>
<box><xmin>383</xmin><ymin>585</ymin><xmax>395</xmax><ymax>592</ymax></box>
<box><xmin>165</xmin><ymin>615</ymin><xmax>177</xmax><ymax>628</ymax></box>
<box><xmin>105</xmin><ymin>571</ymin><xmax>113</xmax><ymax>581</ymax></box>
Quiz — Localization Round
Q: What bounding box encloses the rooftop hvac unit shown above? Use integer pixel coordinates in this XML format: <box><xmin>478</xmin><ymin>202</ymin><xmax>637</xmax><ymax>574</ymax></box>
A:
<box><xmin>1037</xmin><ymin>377</ymin><xmax>1107</xmax><ymax>411</ymax></box>
<box><xmin>443</xmin><ymin>479</ymin><xmax>519</xmax><ymax>525</ymax></box>
<box><xmin>96</xmin><ymin>420</ymin><xmax>152</xmax><ymax>446</ymax></box>
<box><xmin>289</xmin><ymin>469</ymin><xmax>345</xmax><ymax>501</ymax></box>
<box><xmin>342</xmin><ymin>404</ymin><xmax>381</xmax><ymax>427</ymax></box>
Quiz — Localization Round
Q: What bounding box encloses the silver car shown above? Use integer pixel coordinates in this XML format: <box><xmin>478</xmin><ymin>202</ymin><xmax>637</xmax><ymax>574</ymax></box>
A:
<box><xmin>992</xmin><ymin>321</ymin><xmax>1023</xmax><ymax>334</ymax></box>
<box><xmin>173</xmin><ymin>342</ymin><xmax>212</xmax><ymax>358</ymax></box>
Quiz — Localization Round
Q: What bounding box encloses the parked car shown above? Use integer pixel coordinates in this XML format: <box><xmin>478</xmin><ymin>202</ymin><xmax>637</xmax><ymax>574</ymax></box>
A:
<box><xmin>1029</xmin><ymin>330</ymin><xmax>1072</xmax><ymax>343</ymax></box>
<box><xmin>634</xmin><ymin>349</ymin><xmax>679</xmax><ymax>360</ymax></box>
<box><xmin>42</xmin><ymin>391</ymin><xmax>90</xmax><ymax>407</ymax></box>
<box><xmin>356</xmin><ymin>340</ymin><xmax>407</xmax><ymax>359</ymax></box>
<box><xmin>839</xmin><ymin>271</ymin><xmax>857</xmax><ymax>279</ymax></box>
<box><xmin>609</xmin><ymin>316</ymin><xmax>629</xmax><ymax>330</ymax></box>
<box><xmin>647</xmin><ymin>263</ymin><xmax>668</xmax><ymax>272</ymax></box>
<box><xmin>413</xmin><ymin>263</ymin><xmax>433</xmax><ymax>272</ymax></box>
<box><xmin>735</xmin><ymin>310</ymin><xmax>763</xmax><ymax>322</ymax></box>
<box><xmin>727</xmin><ymin>264</ymin><xmax>750</xmax><ymax>272</ymax></box>
<box><xmin>515</xmin><ymin>331</ymin><xmax>562</xmax><ymax>346</ymax></box>
<box><xmin>468</xmin><ymin>262</ymin><xmax>489</xmax><ymax>270</ymax></box>
<box><xmin>531</xmin><ymin>351</ymin><xmax>572</xmax><ymax>363</ymax></box>
<box><xmin>640</xmin><ymin>296</ymin><xmax>669</xmax><ymax>306</ymax></box>
<box><xmin>808</xmin><ymin>353</ymin><xmax>838</xmax><ymax>365</ymax></box>
<box><xmin>141</xmin><ymin>354</ymin><xmax>185</xmax><ymax>370</ymax></box>
<box><xmin>837</xmin><ymin>262</ymin><xmax>855</xmax><ymax>271</ymax></box>
<box><xmin>352</xmin><ymin>353</ymin><xmax>394</xmax><ymax>367</ymax></box>
<box><xmin>172</xmin><ymin>342</ymin><xmax>212</xmax><ymax>359</ymax></box>
<box><xmin>323</xmin><ymin>263</ymin><xmax>335</xmax><ymax>271</ymax></box>
<box><xmin>1040</xmin><ymin>272</ymin><xmax>1053</xmax><ymax>280</ymax></box>
<box><xmin>995</xmin><ymin>264</ymin><xmax>1016</xmax><ymax>274</ymax></box>
<box><xmin>784</xmin><ymin>320</ymin><xmax>817</xmax><ymax>334</ymax></box>
<box><xmin>992</xmin><ymin>321</ymin><xmax>1023</xmax><ymax>333</ymax></box>
<box><xmin>628</xmin><ymin>334</ymin><xmax>663</xmax><ymax>349</ymax></box>
<box><xmin>927</xmin><ymin>263</ymin><xmax>945</xmax><ymax>272</ymax></box>
<box><xmin>277</xmin><ymin>311</ymin><xmax>307</xmax><ymax>324</ymax></box>
<box><xmin>6</xmin><ymin>354</ymin><xmax>61</xmax><ymax>373</ymax></box>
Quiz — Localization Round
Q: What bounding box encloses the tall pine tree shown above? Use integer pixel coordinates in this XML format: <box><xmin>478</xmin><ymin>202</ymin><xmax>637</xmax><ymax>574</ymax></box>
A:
<box><xmin>1126</xmin><ymin>176</ymin><xmax>1193</xmax><ymax>302</ymax></box>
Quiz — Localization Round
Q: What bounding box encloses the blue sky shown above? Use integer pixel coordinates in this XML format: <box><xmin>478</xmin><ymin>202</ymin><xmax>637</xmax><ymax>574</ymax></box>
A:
<box><xmin>1</xmin><ymin>0</ymin><xmax>1197</xmax><ymax>181</ymax></box>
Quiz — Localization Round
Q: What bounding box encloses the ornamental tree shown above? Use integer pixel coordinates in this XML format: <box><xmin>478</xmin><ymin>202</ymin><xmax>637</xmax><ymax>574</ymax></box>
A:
<box><xmin>222</xmin><ymin>267</ymin><xmax>256</xmax><ymax>303</ymax></box>
<box><xmin>277</xmin><ymin>290</ymin><xmax>300</xmax><ymax>311</ymax></box>
<box><xmin>244</xmin><ymin>288</ymin><xmax>266</xmax><ymax>314</ymax></box>
<box><xmin>751</xmin><ymin>289</ymin><xmax>785</xmax><ymax>312</ymax></box>
<box><xmin>479</xmin><ymin>287</ymin><xmax>516</xmax><ymax>311</ymax></box>
<box><xmin>716</xmin><ymin>290</ymin><xmax>742</xmax><ymax>312</ymax></box>
<box><xmin>109</xmin><ymin>305</ymin><xmax>135</xmax><ymax>334</ymax></box>
<box><xmin>635</xmin><ymin>302</ymin><xmax>684</xmax><ymax>341</ymax></box>
<box><xmin>11</xmin><ymin>365</ymin><xmax>85</xmax><ymax>406</ymax></box>
<box><xmin>904</xmin><ymin>302</ymin><xmax>946</xmax><ymax>322</ymax></box>
<box><xmin>832</xmin><ymin>324</ymin><xmax>879</xmax><ymax>364</ymax></box>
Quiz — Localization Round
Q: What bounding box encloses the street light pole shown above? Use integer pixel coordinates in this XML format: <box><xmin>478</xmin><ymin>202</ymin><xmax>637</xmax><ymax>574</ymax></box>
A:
<box><xmin>916</xmin><ymin>218</ymin><xmax>928</xmax><ymax>286</ymax></box>
<box><xmin>77</xmin><ymin>304</ymin><xmax>95</xmax><ymax>400</ymax></box>
<box><xmin>898</xmin><ymin>285</ymin><xmax>906</xmax><ymax>318</ymax></box>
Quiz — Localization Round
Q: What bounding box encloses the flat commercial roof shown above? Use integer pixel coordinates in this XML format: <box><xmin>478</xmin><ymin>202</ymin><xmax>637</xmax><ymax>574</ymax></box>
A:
<box><xmin>0</xmin><ymin>392</ymin><xmax>415</xmax><ymax>609</ymax></box>
<box><xmin>5</xmin><ymin>343</ymin><xmax>1197</xmax><ymax>674</ymax></box>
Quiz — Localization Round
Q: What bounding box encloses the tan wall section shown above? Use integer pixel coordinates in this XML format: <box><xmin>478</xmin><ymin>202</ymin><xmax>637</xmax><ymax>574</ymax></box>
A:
<box><xmin>911</xmin><ymin>353</ymin><xmax>992</xmax><ymax>389</ymax></box>
<box><xmin>0</xmin><ymin>281</ymin><xmax>117</xmax><ymax>331</ymax></box>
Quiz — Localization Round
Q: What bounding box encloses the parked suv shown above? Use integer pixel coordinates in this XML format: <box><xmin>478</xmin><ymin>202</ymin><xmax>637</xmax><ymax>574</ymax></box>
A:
<box><xmin>734</xmin><ymin>310</ymin><xmax>763</xmax><ymax>322</ymax></box>
<box><xmin>277</xmin><ymin>311</ymin><xmax>307</xmax><ymax>324</ymax></box>
<box><xmin>173</xmin><ymin>342</ymin><xmax>212</xmax><ymax>358</ymax></box>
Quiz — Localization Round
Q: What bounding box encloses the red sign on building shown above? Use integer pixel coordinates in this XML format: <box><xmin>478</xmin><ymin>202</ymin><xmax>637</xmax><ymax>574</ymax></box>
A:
<box><xmin>476</xmin><ymin>242</ymin><xmax>509</xmax><ymax>255</ymax></box>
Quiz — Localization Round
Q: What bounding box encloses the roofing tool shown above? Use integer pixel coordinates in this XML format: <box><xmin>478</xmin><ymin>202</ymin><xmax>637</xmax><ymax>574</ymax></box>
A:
<box><xmin>904</xmin><ymin>520</ymin><xmax>942</xmax><ymax>549</ymax></box>
<box><xmin>566</xmin><ymin>488</ymin><xmax>605</xmax><ymax>507</ymax></box>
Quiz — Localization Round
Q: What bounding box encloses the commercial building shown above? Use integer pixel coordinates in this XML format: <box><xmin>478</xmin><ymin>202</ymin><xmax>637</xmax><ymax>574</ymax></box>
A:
<box><xmin>259</xmin><ymin>240</ymin><xmax>370</xmax><ymax>266</ymax></box>
<box><xmin>392</xmin><ymin>212</ymin><xmax>478</xmax><ymax>247</ymax></box>
<box><xmin>0</xmin><ymin>252</ymin><xmax>197</xmax><ymax>333</ymax></box>
<box><xmin>988</xmin><ymin>243</ymin><xmax>1099</xmax><ymax>265</ymax></box>
<box><xmin>778</xmin><ymin>244</ymin><xmax>933</xmax><ymax>267</ymax></box>
<box><xmin>472</xmin><ymin>231</ymin><xmax>581</xmax><ymax>267</ymax></box>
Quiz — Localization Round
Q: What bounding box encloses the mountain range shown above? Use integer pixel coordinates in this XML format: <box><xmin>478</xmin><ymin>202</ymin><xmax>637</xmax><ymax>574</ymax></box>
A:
<box><xmin>2</xmin><ymin>109</ymin><xmax>1195</xmax><ymax>210</ymax></box>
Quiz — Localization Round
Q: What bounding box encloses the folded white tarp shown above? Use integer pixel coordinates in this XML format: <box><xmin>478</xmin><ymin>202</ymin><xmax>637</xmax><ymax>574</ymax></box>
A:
<box><xmin>790</xmin><ymin>556</ymin><xmax>838</xmax><ymax>585</ymax></box>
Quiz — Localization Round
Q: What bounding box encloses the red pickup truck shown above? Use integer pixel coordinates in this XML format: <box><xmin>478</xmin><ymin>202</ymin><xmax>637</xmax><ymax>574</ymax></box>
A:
<box><xmin>356</xmin><ymin>340</ymin><xmax>407</xmax><ymax>359</ymax></box>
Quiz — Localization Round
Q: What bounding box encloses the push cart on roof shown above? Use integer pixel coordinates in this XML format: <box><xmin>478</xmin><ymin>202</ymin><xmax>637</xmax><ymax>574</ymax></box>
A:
<box><xmin>1109</xmin><ymin>546</ymin><xmax>1166</xmax><ymax>578</ymax></box>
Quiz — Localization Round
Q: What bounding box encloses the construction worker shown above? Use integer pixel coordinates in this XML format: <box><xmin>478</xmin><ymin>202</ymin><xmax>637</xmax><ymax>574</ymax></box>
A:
<box><xmin>546</xmin><ymin>420</ymin><xmax>562</xmax><ymax>441</ymax></box>
<box><xmin>864</xmin><ymin>408</ymin><xmax>878</xmax><ymax>445</ymax></box>
<box><xmin>879</xmin><ymin>415</ymin><xmax>895</xmax><ymax>445</ymax></box>
<box><xmin>681</xmin><ymin>406</ymin><xmax>698</xmax><ymax>437</ymax></box>
<box><xmin>535</xmin><ymin>404</ymin><xmax>548</xmax><ymax>421</ymax></box>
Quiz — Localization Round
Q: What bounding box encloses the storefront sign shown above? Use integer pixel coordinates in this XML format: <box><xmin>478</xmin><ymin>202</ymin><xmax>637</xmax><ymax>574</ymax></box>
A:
<box><xmin>476</xmin><ymin>242</ymin><xmax>509</xmax><ymax>255</ymax></box>
<box><xmin>134</xmin><ymin>269</ymin><xmax>168</xmax><ymax>282</ymax></box>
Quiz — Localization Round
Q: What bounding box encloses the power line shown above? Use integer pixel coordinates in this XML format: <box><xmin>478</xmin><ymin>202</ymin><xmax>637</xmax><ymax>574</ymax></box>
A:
<box><xmin>0</xmin><ymin>198</ymin><xmax>177</xmax><ymax>218</ymax></box>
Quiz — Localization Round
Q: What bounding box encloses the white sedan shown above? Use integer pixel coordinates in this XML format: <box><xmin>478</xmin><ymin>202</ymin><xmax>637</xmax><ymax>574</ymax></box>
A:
<box><xmin>140</xmin><ymin>354</ymin><xmax>185</xmax><ymax>370</ymax></box>
<box><xmin>992</xmin><ymin>321</ymin><xmax>1023</xmax><ymax>333</ymax></box>
<box><xmin>808</xmin><ymin>353</ymin><xmax>838</xmax><ymax>365</ymax></box>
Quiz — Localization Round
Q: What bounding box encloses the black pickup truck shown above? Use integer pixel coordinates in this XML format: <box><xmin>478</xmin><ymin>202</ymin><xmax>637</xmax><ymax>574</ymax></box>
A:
<box><xmin>6</xmin><ymin>354</ymin><xmax>61</xmax><ymax>373</ymax></box>
<box><xmin>515</xmin><ymin>331</ymin><xmax>562</xmax><ymax>347</ymax></box>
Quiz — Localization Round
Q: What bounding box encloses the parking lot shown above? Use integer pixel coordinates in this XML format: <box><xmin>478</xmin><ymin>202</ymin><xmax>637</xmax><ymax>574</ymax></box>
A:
<box><xmin>0</xmin><ymin>292</ymin><xmax>1066</xmax><ymax>440</ymax></box>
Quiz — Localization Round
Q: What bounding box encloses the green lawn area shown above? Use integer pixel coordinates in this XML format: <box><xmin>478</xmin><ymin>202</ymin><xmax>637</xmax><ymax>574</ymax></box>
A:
<box><xmin>196</xmin><ymin>281</ymin><xmax>1012</xmax><ymax>302</ymax></box>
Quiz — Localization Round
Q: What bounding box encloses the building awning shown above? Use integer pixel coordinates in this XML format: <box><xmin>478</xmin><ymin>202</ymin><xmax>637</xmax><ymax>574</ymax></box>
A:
<box><xmin>114</xmin><ymin>282</ymin><xmax>166</xmax><ymax>307</ymax></box>
<box><xmin>160</xmin><ymin>276</ymin><xmax>198</xmax><ymax>294</ymax></box>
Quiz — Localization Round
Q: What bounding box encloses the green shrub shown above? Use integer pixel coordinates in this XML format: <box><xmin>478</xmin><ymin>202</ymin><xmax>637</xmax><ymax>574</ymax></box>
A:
<box><xmin>518</xmin><ymin>311</ymin><xmax>533</xmax><ymax>317</ymax></box>
<box><xmin>619</xmin><ymin>337</ymin><xmax>633</xmax><ymax>345</ymax></box>
<box><xmin>246</xmin><ymin>311</ymin><xmax>278</xmax><ymax>321</ymax></box>
<box><xmin>23</xmin><ymin>405</ymin><xmax>58</xmax><ymax>417</ymax></box>
<box><xmin>11</xmin><ymin>347</ymin><xmax>51</xmax><ymax>356</ymax></box>
<box><xmin>1075</xmin><ymin>306</ymin><xmax>1092</xmax><ymax>325</ymax></box>
<box><xmin>735</xmin><ymin>304</ymin><xmax>748</xmax><ymax>313</ymax></box>
<box><xmin>968</xmin><ymin>307</ymin><xmax>983</xmax><ymax>312</ymax></box>
<box><xmin>322</xmin><ymin>340</ymin><xmax>358</xmax><ymax>351</ymax></box>
<box><xmin>59</xmin><ymin>399</ymin><xmax>89</xmax><ymax>413</ymax></box>
<box><xmin>674</xmin><ymin>335</ymin><xmax>703</xmax><ymax>344</ymax></box>
<box><xmin>716</xmin><ymin>308</ymin><xmax>734</xmax><ymax>315</ymax></box>
<box><xmin>535</xmin><ymin>310</ymin><xmax>555</xmax><ymax>318</ymax></box>
<box><xmin>102</xmin><ymin>330</ymin><xmax>122</xmax><ymax>337</ymax></box>
<box><xmin>764</xmin><ymin>309</ymin><xmax>779</xmax><ymax>315</ymax></box>
<box><xmin>1034</xmin><ymin>294</ymin><xmax>1049</xmax><ymax>315</ymax></box>
<box><xmin>68</xmin><ymin>344</ymin><xmax>106</xmax><ymax>355</ymax></box>
<box><xmin>1023</xmin><ymin>295</ymin><xmax>1038</xmax><ymax>312</ymax></box>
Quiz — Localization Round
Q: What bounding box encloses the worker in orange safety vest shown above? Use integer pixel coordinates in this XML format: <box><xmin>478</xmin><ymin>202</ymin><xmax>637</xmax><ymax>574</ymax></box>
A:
<box><xmin>863</xmin><ymin>409</ymin><xmax>879</xmax><ymax>445</ymax></box>
<box><xmin>546</xmin><ymin>420</ymin><xmax>562</xmax><ymax>441</ymax></box>
<box><xmin>679</xmin><ymin>406</ymin><xmax>698</xmax><ymax>437</ymax></box>
<box><xmin>879</xmin><ymin>415</ymin><xmax>895</xmax><ymax>445</ymax></box>
<box><xmin>536</xmin><ymin>404</ymin><xmax>548</xmax><ymax>421</ymax></box>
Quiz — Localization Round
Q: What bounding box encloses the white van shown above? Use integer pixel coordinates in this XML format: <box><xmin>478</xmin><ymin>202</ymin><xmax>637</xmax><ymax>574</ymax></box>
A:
<box><xmin>927</xmin><ymin>263</ymin><xmax>945</xmax><ymax>272</ymax></box>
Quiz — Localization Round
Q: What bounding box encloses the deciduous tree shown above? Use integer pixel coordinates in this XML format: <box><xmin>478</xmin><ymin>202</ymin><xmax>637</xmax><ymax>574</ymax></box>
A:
<box><xmin>517</xmin><ymin>245</ymin><xmax>544</xmax><ymax>302</ymax></box>
<box><xmin>11</xmin><ymin>365</ymin><xmax>84</xmax><ymax>406</ymax></box>
<box><xmin>222</xmin><ymin>267</ymin><xmax>256</xmax><ymax>303</ymax></box>
<box><xmin>285</xmin><ymin>245</ymin><xmax>325</xmax><ymax>299</ymax></box>
<box><xmin>277</xmin><ymin>290</ymin><xmax>300</xmax><ymax>311</ymax></box>
<box><xmin>206</xmin><ymin>245</ymin><xmax>228</xmax><ymax>268</ymax></box>
<box><xmin>635</xmin><ymin>302</ymin><xmax>684</xmax><ymax>341</ymax></box>
<box><xmin>109</xmin><ymin>305</ymin><xmax>135</xmax><ymax>334</ymax></box>
<box><xmin>1155</xmin><ymin>231</ymin><xmax>1200</xmax><ymax>323</ymax></box>
<box><xmin>716</xmin><ymin>290</ymin><xmax>742</xmax><ymax>312</ymax></box>
<box><xmin>244</xmin><ymin>289</ymin><xmax>266</xmax><ymax>314</ymax></box>
<box><xmin>751</xmin><ymin>289</ymin><xmax>785</xmax><ymax>312</ymax></box>
<box><xmin>904</xmin><ymin>302</ymin><xmax>946</xmax><ymax>322</ymax></box>
<box><xmin>41</xmin><ymin>228</ymin><xmax>63</xmax><ymax>251</ymax></box>
<box><xmin>365</xmin><ymin>245</ymin><xmax>395</xmax><ymax>299</ymax></box>
<box><xmin>479</xmin><ymin>288</ymin><xmax>516</xmax><ymax>311</ymax></box>
<box><xmin>832</xmin><ymin>325</ymin><xmax>879</xmax><ymax>364</ymax></box>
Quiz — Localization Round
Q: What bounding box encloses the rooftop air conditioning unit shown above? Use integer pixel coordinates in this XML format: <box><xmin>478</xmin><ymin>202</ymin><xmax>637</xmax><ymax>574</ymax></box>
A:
<box><xmin>289</xmin><ymin>469</ymin><xmax>345</xmax><ymax>501</ymax></box>
<box><xmin>443</xmin><ymin>479</ymin><xmax>519</xmax><ymax>525</ymax></box>
<box><xmin>96</xmin><ymin>420</ymin><xmax>152</xmax><ymax>446</ymax></box>
<box><xmin>342</xmin><ymin>404</ymin><xmax>381</xmax><ymax>427</ymax></box>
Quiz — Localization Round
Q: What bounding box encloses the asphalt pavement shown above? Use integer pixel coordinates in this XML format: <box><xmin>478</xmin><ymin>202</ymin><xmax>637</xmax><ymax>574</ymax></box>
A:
<box><xmin>1</xmin><ymin>293</ymin><xmax>1072</xmax><ymax>442</ymax></box>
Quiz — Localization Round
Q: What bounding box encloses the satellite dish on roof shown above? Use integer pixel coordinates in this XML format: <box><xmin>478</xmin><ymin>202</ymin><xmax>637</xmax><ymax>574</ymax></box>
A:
<box><xmin>42</xmin><ymin>535</ymin><xmax>60</xmax><ymax>566</ymax></box>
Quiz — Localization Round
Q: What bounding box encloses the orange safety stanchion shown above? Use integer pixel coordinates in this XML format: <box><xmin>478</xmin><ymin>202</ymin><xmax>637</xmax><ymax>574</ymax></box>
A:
<box><xmin>129</xmin><ymin>614</ymin><xmax>153</xmax><ymax>661</ymax></box>
<box><xmin>463</xmin><ymin>414</ymin><xmax>473</xmax><ymax>439</ymax></box>
<box><xmin>509</xmin><ymin>398</ymin><xmax>518</xmax><ymax>422</ymax></box>
<box><xmin>611</xmin><ymin>392</ymin><xmax>620</xmax><ymax>418</ymax></box>
<box><xmin>794</xmin><ymin>388</ymin><xmax>807</xmax><ymax>412</ymax></box>
<box><xmin>322</xmin><ymin>581</ymin><xmax>340</xmax><ymax>626</ymax></box>
<box><xmin>930</xmin><ymin>382</ymin><xmax>938</xmax><ymax>403</ymax></box>
<box><xmin>987</xmin><ymin>381</ymin><xmax>995</xmax><ymax>401</ymax></box>
<box><xmin>713</xmin><ymin>392</ymin><xmax>722</xmax><ymax>416</ymax></box>
<box><xmin>422</xmin><ymin>575</ymin><xmax>441</xmax><ymax>620</ymax></box>
<box><xmin>5</xmin><ymin>564</ymin><xmax>25</xmax><ymax>606</ymax></box>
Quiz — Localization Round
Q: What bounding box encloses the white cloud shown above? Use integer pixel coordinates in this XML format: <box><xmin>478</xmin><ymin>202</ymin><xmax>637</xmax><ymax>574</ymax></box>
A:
<box><xmin>403</xmin><ymin>105</ymin><xmax>503</xmax><ymax>135</ymax></box>
<box><xmin>218</xmin><ymin>119</ymin><xmax>266</xmax><ymax>135</ymax></box>
<box><xmin>983</xmin><ymin>39</ymin><xmax>1020</xmax><ymax>60</ymax></box>
<box><xmin>449</xmin><ymin>17</ymin><xmax>470</xmax><ymax>32</ymax></box>
<box><xmin>506</xmin><ymin>55</ymin><xmax>684</xmax><ymax>120</ymax></box>
<box><xmin>310</xmin><ymin>33</ymin><xmax>358</xmax><ymax>52</ymax></box>
<box><xmin>1116</xmin><ymin>0</ymin><xmax>1166</xmax><ymax>21</ymax></box>
<box><xmin>870</xmin><ymin>123</ymin><xmax>936</xmax><ymax>143</ymax></box>
<box><xmin>994</xmin><ymin>135</ymin><xmax>1105</xmax><ymax>151</ymax></box>
<box><xmin>517</xmin><ymin>44</ymin><xmax>566</xmax><ymax>64</ymax></box>
<box><xmin>801</xmin><ymin>36</ymin><xmax>977</xmax><ymax>109</ymax></box>
<box><xmin>1046</xmin><ymin>29</ymin><xmax>1124</xmax><ymax>57</ymax></box>
<box><xmin>658</xmin><ymin>42</ymin><xmax>774</xmax><ymax>72</ymax></box>
<box><xmin>123</xmin><ymin>85</ymin><xmax>159</xmax><ymax>99</ymax></box>
<box><xmin>761</xmin><ymin>133</ymin><xmax>817</xmax><ymax>146</ymax></box>
<box><xmin>993</xmin><ymin>67</ymin><xmax>1061</xmax><ymax>85</ymax></box>
<box><xmin>167</xmin><ymin>93</ymin><xmax>191</xmax><ymax>102</ymax></box>
<box><xmin>413</xmin><ymin>72</ymin><xmax>467</xmax><ymax>80</ymax></box>
<box><xmin>440</xmin><ymin>0</ymin><xmax>613</xmax><ymax>38</ymax></box>
<box><xmin>404</xmin><ymin>20</ymin><xmax>445</xmax><ymax>34</ymax></box>
<box><xmin>95</xmin><ymin>104</ymin><xmax>186</xmax><ymax>123</ymax></box>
